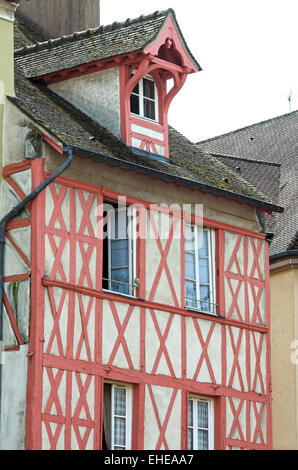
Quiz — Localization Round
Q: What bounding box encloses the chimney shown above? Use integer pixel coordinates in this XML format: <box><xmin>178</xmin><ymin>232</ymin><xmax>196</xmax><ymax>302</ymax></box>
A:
<box><xmin>17</xmin><ymin>0</ymin><xmax>100</xmax><ymax>39</ymax></box>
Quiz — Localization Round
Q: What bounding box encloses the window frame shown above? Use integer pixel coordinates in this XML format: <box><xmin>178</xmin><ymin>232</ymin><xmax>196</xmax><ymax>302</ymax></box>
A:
<box><xmin>104</xmin><ymin>381</ymin><xmax>133</xmax><ymax>451</ymax></box>
<box><xmin>188</xmin><ymin>395</ymin><xmax>214</xmax><ymax>450</ymax></box>
<box><xmin>104</xmin><ymin>204</ymin><xmax>137</xmax><ymax>298</ymax></box>
<box><xmin>130</xmin><ymin>74</ymin><xmax>159</xmax><ymax>123</ymax></box>
<box><xmin>184</xmin><ymin>226</ymin><xmax>217</xmax><ymax>315</ymax></box>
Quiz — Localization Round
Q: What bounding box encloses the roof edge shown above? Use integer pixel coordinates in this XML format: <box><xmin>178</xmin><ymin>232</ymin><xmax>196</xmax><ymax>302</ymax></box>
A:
<box><xmin>57</xmin><ymin>144</ymin><xmax>284</xmax><ymax>214</ymax></box>
<box><xmin>198</xmin><ymin>109</ymin><xmax>298</xmax><ymax>145</ymax></box>
<box><xmin>211</xmin><ymin>152</ymin><xmax>281</xmax><ymax>168</ymax></box>
<box><xmin>14</xmin><ymin>9</ymin><xmax>173</xmax><ymax>57</ymax></box>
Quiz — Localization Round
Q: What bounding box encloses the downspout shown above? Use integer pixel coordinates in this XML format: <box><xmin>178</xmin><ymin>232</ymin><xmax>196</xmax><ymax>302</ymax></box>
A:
<box><xmin>0</xmin><ymin>145</ymin><xmax>72</xmax><ymax>448</ymax></box>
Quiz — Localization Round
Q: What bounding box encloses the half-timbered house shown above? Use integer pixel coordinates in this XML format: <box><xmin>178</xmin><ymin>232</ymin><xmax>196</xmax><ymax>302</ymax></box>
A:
<box><xmin>0</xmin><ymin>4</ymin><xmax>283</xmax><ymax>450</ymax></box>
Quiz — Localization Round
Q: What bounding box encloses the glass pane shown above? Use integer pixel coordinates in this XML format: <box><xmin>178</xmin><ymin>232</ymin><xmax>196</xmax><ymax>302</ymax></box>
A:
<box><xmin>185</xmin><ymin>225</ymin><xmax>195</xmax><ymax>251</ymax></box>
<box><xmin>188</xmin><ymin>428</ymin><xmax>193</xmax><ymax>450</ymax></box>
<box><xmin>114</xmin><ymin>387</ymin><xmax>126</xmax><ymax>416</ymax></box>
<box><xmin>115</xmin><ymin>209</ymin><xmax>128</xmax><ymax>239</ymax></box>
<box><xmin>185</xmin><ymin>280</ymin><xmax>197</xmax><ymax>308</ymax></box>
<box><xmin>111</xmin><ymin>239</ymin><xmax>129</xmax><ymax>268</ymax></box>
<box><xmin>197</xmin><ymin>429</ymin><xmax>209</xmax><ymax>450</ymax></box>
<box><xmin>198</xmin><ymin>257</ymin><xmax>209</xmax><ymax>284</ymax></box>
<box><xmin>143</xmin><ymin>78</ymin><xmax>155</xmax><ymax>99</ymax></box>
<box><xmin>132</xmin><ymin>81</ymin><xmax>139</xmax><ymax>95</ymax></box>
<box><xmin>143</xmin><ymin>98</ymin><xmax>155</xmax><ymax>120</ymax></box>
<box><xmin>185</xmin><ymin>252</ymin><xmax>196</xmax><ymax>279</ymax></box>
<box><xmin>114</xmin><ymin>417</ymin><xmax>126</xmax><ymax>446</ymax></box>
<box><xmin>111</xmin><ymin>267</ymin><xmax>130</xmax><ymax>294</ymax></box>
<box><xmin>198</xmin><ymin>230</ymin><xmax>208</xmax><ymax>257</ymax></box>
<box><xmin>197</xmin><ymin>400</ymin><xmax>209</xmax><ymax>428</ymax></box>
<box><xmin>188</xmin><ymin>400</ymin><xmax>193</xmax><ymax>426</ymax></box>
<box><xmin>199</xmin><ymin>285</ymin><xmax>211</xmax><ymax>312</ymax></box>
<box><xmin>130</xmin><ymin>93</ymin><xmax>140</xmax><ymax>115</ymax></box>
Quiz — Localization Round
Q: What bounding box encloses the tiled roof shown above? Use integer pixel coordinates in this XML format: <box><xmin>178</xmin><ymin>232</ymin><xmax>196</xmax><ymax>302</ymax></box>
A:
<box><xmin>10</xmin><ymin>66</ymin><xmax>282</xmax><ymax>214</ymax></box>
<box><xmin>288</xmin><ymin>231</ymin><xmax>298</xmax><ymax>251</ymax></box>
<box><xmin>198</xmin><ymin>113</ymin><xmax>298</xmax><ymax>255</ymax></box>
<box><xmin>14</xmin><ymin>8</ymin><xmax>200</xmax><ymax>79</ymax></box>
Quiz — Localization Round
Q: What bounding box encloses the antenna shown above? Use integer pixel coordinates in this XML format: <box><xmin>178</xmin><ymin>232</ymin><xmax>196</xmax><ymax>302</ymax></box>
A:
<box><xmin>288</xmin><ymin>89</ymin><xmax>292</xmax><ymax>113</ymax></box>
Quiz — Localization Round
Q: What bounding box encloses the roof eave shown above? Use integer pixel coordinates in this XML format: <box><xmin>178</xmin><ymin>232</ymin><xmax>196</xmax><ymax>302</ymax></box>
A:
<box><xmin>59</xmin><ymin>144</ymin><xmax>284</xmax><ymax>214</ymax></box>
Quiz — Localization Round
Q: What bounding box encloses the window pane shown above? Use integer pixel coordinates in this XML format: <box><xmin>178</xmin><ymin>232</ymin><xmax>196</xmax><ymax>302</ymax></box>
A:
<box><xmin>185</xmin><ymin>252</ymin><xmax>196</xmax><ymax>279</ymax></box>
<box><xmin>197</xmin><ymin>429</ymin><xmax>209</xmax><ymax>450</ymax></box>
<box><xmin>188</xmin><ymin>400</ymin><xmax>193</xmax><ymax>426</ymax></box>
<box><xmin>185</xmin><ymin>280</ymin><xmax>197</xmax><ymax>308</ymax></box>
<box><xmin>114</xmin><ymin>387</ymin><xmax>126</xmax><ymax>416</ymax></box>
<box><xmin>111</xmin><ymin>267</ymin><xmax>130</xmax><ymax>294</ymax></box>
<box><xmin>198</xmin><ymin>230</ymin><xmax>208</xmax><ymax>257</ymax></box>
<box><xmin>114</xmin><ymin>417</ymin><xmax>126</xmax><ymax>446</ymax></box>
<box><xmin>197</xmin><ymin>400</ymin><xmax>209</xmax><ymax>428</ymax></box>
<box><xmin>188</xmin><ymin>428</ymin><xmax>193</xmax><ymax>450</ymax></box>
<box><xmin>132</xmin><ymin>82</ymin><xmax>139</xmax><ymax>95</ymax></box>
<box><xmin>185</xmin><ymin>225</ymin><xmax>195</xmax><ymax>251</ymax></box>
<box><xmin>143</xmin><ymin>98</ymin><xmax>155</xmax><ymax>120</ymax></box>
<box><xmin>143</xmin><ymin>78</ymin><xmax>155</xmax><ymax>99</ymax></box>
<box><xmin>111</xmin><ymin>239</ymin><xmax>129</xmax><ymax>268</ymax></box>
<box><xmin>199</xmin><ymin>285</ymin><xmax>211</xmax><ymax>311</ymax></box>
<box><xmin>198</xmin><ymin>257</ymin><xmax>209</xmax><ymax>284</ymax></box>
<box><xmin>130</xmin><ymin>93</ymin><xmax>140</xmax><ymax>115</ymax></box>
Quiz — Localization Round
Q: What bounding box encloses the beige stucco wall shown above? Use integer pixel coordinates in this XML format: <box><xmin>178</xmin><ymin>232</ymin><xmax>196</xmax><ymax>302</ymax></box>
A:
<box><xmin>49</xmin><ymin>68</ymin><xmax>121</xmax><ymax>139</ymax></box>
<box><xmin>271</xmin><ymin>263</ymin><xmax>298</xmax><ymax>450</ymax></box>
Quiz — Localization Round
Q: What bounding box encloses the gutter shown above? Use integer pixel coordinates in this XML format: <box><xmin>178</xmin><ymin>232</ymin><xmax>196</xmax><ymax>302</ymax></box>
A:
<box><xmin>67</xmin><ymin>144</ymin><xmax>284</xmax><ymax>215</ymax></box>
<box><xmin>270</xmin><ymin>249</ymin><xmax>298</xmax><ymax>262</ymax></box>
<box><xmin>0</xmin><ymin>146</ymin><xmax>72</xmax><ymax>449</ymax></box>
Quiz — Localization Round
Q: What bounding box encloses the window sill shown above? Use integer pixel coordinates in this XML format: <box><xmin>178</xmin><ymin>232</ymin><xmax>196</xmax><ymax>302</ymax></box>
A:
<box><xmin>184</xmin><ymin>306</ymin><xmax>222</xmax><ymax>319</ymax></box>
<box><xmin>102</xmin><ymin>289</ymin><xmax>144</xmax><ymax>302</ymax></box>
<box><xmin>131</xmin><ymin>112</ymin><xmax>159</xmax><ymax>125</ymax></box>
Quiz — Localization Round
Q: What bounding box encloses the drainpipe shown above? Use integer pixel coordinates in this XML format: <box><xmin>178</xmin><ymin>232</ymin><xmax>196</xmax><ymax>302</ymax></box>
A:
<box><xmin>0</xmin><ymin>146</ymin><xmax>72</xmax><ymax>449</ymax></box>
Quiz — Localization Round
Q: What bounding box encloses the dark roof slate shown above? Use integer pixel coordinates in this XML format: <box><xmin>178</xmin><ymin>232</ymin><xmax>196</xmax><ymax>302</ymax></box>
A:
<box><xmin>198</xmin><ymin>112</ymin><xmax>298</xmax><ymax>255</ymax></box>
<box><xmin>14</xmin><ymin>9</ymin><xmax>200</xmax><ymax>79</ymax></box>
<box><xmin>10</xmin><ymin>66</ymin><xmax>282</xmax><ymax>213</ymax></box>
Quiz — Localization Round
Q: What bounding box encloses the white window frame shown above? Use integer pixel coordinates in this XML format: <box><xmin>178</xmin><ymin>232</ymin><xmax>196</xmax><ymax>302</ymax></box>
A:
<box><xmin>185</xmin><ymin>226</ymin><xmax>216</xmax><ymax>314</ymax></box>
<box><xmin>105</xmin><ymin>205</ymin><xmax>137</xmax><ymax>297</ymax></box>
<box><xmin>188</xmin><ymin>396</ymin><xmax>214</xmax><ymax>450</ymax></box>
<box><xmin>130</xmin><ymin>74</ymin><xmax>159</xmax><ymax>123</ymax></box>
<box><xmin>106</xmin><ymin>382</ymin><xmax>133</xmax><ymax>451</ymax></box>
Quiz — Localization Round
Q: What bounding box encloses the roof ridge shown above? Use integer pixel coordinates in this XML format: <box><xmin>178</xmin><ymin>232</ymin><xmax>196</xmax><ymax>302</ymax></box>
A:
<box><xmin>198</xmin><ymin>109</ymin><xmax>298</xmax><ymax>145</ymax></box>
<box><xmin>14</xmin><ymin>8</ymin><xmax>172</xmax><ymax>57</ymax></box>
<box><xmin>211</xmin><ymin>152</ymin><xmax>281</xmax><ymax>167</ymax></box>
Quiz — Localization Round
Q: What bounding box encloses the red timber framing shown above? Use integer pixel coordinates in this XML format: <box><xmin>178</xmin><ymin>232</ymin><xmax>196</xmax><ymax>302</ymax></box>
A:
<box><xmin>1</xmin><ymin>160</ymin><xmax>32</xmax><ymax>350</ymax></box>
<box><xmin>22</xmin><ymin>159</ymin><xmax>273</xmax><ymax>450</ymax></box>
<box><xmin>35</xmin><ymin>16</ymin><xmax>199</xmax><ymax>160</ymax></box>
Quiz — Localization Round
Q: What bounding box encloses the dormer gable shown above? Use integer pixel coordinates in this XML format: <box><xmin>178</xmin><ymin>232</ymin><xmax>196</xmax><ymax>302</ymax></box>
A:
<box><xmin>15</xmin><ymin>9</ymin><xmax>201</xmax><ymax>160</ymax></box>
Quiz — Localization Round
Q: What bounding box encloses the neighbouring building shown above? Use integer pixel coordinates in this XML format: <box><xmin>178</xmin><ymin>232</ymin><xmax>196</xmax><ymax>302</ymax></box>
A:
<box><xmin>199</xmin><ymin>113</ymin><xmax>298</xmax><ymax>449</ymax></box>
<box><xmin>0</xmin><ymin>3</ymin><xmax>283</xmax><ymax>450</ymax></box>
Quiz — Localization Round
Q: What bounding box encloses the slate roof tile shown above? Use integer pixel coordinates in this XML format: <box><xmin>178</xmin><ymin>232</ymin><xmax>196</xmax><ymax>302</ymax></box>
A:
<box><xmin>198</xmin><ymin>113</ymin><xmax>298</xmax><ymax>255</ymax></box>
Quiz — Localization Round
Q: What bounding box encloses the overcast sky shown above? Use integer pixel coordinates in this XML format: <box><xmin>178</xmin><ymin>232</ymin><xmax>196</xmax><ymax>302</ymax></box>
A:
<box><xmin>101</xmin><ymin>0</ymin><xmax>298</xmax><ymax>142</ymax></box>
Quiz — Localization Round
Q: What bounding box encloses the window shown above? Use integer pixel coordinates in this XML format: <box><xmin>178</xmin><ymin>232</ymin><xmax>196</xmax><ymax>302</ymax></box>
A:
<box><xmin>130</xmin><ymin>74</ymin><xmax>158</xmax><ymax>121</ymax></box>
<box><xmin>102</xmin><ymin>203</ymin><xmax>136</xmax><ymax>296</ymax></box>
<box><xmin>102</xmin><ymin>382</ymin><xmax>133</xmax><ymax>450</ymax></box>
<box><xmin>185</xmin><ymin>226</ymin><xmax>216</xmax><ymax>314</ymax></box>
<box><xmin>188</xmin><ymin>396</ymin><xmax>214</xmax><ymax>450</ymax></box>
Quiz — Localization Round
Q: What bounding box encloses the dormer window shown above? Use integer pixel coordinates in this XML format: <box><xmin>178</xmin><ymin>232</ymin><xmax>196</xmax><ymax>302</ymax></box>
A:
<box><xmin>130</xmin><ymin>75</ymin><xmax>158</xmax><ymax>122</ymax></box>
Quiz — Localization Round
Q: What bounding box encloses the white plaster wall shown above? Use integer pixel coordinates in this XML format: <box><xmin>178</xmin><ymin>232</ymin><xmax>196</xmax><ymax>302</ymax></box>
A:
<box><xmin>145</xmin><ymin>310</ymin><xmax>181</xmax><ymax>378</ymax></box>
<box><xmin>0</xmin><ymin>345</ymin><xmax>29</xmax><ymax>450</ymax></box>
<box><xmin>185</xmin><ymin>317</ymin><xmax>222</xmax><ymax>384</ymax></box>
<box><xmin>101</xmin><ymin>300</ymin><xmax>140</xmax><ymax>370</ymax></box>
<box><xmin>49</xmin><ymin>68</ymin><xmax>121</xmax><ymax>139</ymax></box>
<box><xmin>146</xmin><ymin>211</ymin><xmax>181</xmax><ymax>306</ymax></box>
<box><xmin>144</xmin><ymin>385</ymin><xmax>181</xmax><ymax>450</ymax></box>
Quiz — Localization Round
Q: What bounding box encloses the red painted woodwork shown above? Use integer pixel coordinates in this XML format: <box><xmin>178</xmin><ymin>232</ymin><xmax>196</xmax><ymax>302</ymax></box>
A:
<box><xmin>18</xmin><ymin>162</ymin><xmax>273</xmax><ymax>450</ymax></box>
